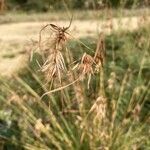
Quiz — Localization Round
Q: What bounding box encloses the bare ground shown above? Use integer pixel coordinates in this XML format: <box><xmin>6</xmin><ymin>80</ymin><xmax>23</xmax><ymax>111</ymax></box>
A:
<box><xmin>0</xmin><ymin>16</ymin><xmax>149</xmax><ymax>77</ymax></box>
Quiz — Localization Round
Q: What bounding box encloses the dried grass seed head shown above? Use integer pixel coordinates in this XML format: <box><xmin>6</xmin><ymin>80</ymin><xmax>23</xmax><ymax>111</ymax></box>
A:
<box><xmin>94</xmin><ymin>33</ymin><xmax>106</xmax><ymax>71</ymax></box>
<box><xmin>39</xmin><ymin>18</ymin><xmax>72</xmax><ymax>53</ymax></box>
<box><xmin>41</xmin><ymin>50</ymin><xmax>66</xmax><ymax>83</ymax></box>
<box><xmin>50</xmin><ymin>17</ymin><xmax>73</xmax><ymax>49</ymax></box>
<box><xmin>51</xmin><ymin>25</ymin><xmax>68</xmax><ymax>50</ymax></box>
<box><xmin>73</xmin><ymin>53</ymin><xmax>95</xmax><ymax>88</ymax></box>
<box><xmin>89</xmin><ymin>96</ymin><xmax>107</xmax><ymax>121</ymax></box>
<box><xmin>79</xmin><ymin>53</ymin><xmax>94</xmax><ymax>76</ymax></box>
<box><xmin>38</xmin><ymin>20</ymin><xmax>72</xmax><ymax>83</ymax></box>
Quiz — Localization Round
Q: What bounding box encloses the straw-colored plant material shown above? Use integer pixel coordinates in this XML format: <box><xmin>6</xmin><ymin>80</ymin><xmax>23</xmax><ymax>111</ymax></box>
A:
<box><xmin>73</xmin><ymin>52</ymin><xmax>95</xmax><ymax>89</ymax></box>
<box><xmin>94</xmin><ymin>33</ymin><xmax>106</xmax><ymax>71</ymax></box>
<box><xmin>89</xmin><ymin>96</ymin><xmax>107</xmax><ymax>122</ymax></box>
<box><xmin>41</xmin><ymin>50</ymin><xmax>67</xmax><ymax>83</ymax></box>
<box><xmin>38</xmin><ymin>19</ymin><xmax>72</xmax><ymax>83</ymax></box>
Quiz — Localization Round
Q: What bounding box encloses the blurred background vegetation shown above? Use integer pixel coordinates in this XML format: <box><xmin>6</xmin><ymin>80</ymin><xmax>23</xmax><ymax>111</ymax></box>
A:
<box><xmin>0</xmin><ymin>0</ymin><xmax>149</xmax><ymax>12</ymax></box>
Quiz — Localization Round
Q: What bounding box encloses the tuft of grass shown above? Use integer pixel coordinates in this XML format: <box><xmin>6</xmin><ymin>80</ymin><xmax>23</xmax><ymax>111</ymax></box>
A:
<box><xmin>0</xmin><ymin>22</ymin><xmax>150</xmax><ymax>150</ymax></box>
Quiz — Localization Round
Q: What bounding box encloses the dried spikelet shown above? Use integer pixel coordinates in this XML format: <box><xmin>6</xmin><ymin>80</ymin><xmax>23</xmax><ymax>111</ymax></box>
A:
<box><xmin>75</xmin><ymin>53</ymin><xmax>94</xmax><ymax>88</ymax></box>
<box><xmin>94</xmin><ymin>33</ymin><xmax>106</xmax><ymax>72</ymax></box>
<box><xmin>39</xmin><ymin>17</ymin><xmax>72</xmax><ymax>53</ymax></box>
<box><xmin>89</xmin><ymin>96</ymin><xmax>107</xmax><ymax>122</ymax></box>
<box><xmin>53</xmin><ymin>26</ymin><xmax>68</xmax><ymax>50</ymax></box>
<box><xmin>41</xmin><ymin>50</ymin><xmax>67</xmax><ymax>83</ymax></box>
<box><xmin>80</xmin><ymin>53</ymin><xmax>94</xmax><ymax>75</ymax></box>
<box><xmin>34</xmin><ymin>118</ymin><xmax>45</xmax><ymax>137</ymax></box>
